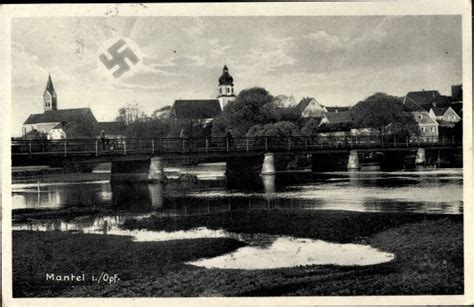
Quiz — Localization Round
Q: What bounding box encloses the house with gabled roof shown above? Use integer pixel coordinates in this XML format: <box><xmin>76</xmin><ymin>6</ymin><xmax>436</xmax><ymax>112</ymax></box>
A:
<box><xmin>402</xmin><ymin>90</ymin><xmax>444</xmax><ymax>140</ymax></box>
<box><xmin>294</xmin><ymin>97</ymin><xmax>327</xmax><ymax>118</ymax></box>
<box><xmin>411</xmin><ymin>111</ymin><xmax>439</xmax><ymax>139</ymax></box>
<box><xmin>429</xmin><ymin>106</ymin><xmax>461</xmax><ymax>125</ymax></box>
<box><xmin>318</xmin><ymin>111</ymin><xmax>354</xmax><ymax>136</ymax></box>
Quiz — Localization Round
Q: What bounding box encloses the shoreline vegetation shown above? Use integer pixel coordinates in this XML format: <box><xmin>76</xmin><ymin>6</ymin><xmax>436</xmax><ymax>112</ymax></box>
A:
<box><xmin>13</xmin><ymin>209</ymin><xmax>463</xmax><ymax>297</ymax></box>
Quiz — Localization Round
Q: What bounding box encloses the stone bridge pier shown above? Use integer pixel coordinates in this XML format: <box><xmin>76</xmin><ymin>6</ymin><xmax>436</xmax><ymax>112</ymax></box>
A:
<box><xmin>111</xmin><ymin>157</ymin><xmax>165</xmax><ymax>183</ymax></box>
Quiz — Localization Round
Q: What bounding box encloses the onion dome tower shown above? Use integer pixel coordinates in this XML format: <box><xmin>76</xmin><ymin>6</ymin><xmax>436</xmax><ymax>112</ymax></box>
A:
<box><xmin>217</xmin><ymin>65</ymin><xmax>236</xmax><ymax>110</ymax></box>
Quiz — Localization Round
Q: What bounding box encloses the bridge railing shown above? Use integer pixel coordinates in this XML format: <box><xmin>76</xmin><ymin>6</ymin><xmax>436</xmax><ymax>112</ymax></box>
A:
<box><xmin>11</xmin><ymin>134</ymin><xmax>459</xmax><ymax>157</ymax></box>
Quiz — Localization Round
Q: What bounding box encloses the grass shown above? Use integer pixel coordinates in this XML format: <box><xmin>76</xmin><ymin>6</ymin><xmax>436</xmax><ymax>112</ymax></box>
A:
<box><xmin>13</xmin><ymin>209</ymin><xmax>463</xmax><ymax>297</ymax></box>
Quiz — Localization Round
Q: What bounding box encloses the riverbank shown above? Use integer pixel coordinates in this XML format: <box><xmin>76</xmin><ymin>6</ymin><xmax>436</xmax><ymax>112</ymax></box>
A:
<box><xmin>13</xmin><ymin>209</ymin><xmax>463</xmax><ymax>297</ymax></box>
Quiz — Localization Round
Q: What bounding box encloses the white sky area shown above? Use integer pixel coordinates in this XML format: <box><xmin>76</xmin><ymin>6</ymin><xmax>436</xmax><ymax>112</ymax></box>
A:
<box><xmin>11</xmin><ymin>16</ymin><xmax>461</xmax><ymax>136</ymax></box>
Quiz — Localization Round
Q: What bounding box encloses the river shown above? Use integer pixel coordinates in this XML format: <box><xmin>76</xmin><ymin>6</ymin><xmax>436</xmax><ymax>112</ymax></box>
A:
<box><xmin>12</xmin><ymin>163</ymin><xmax>462</xmax><ymax>269</ymax></box>
<box><xmin>12</xmin><ymin>163</ymin><xmax>463</xmax><ymax>215</ymax></box>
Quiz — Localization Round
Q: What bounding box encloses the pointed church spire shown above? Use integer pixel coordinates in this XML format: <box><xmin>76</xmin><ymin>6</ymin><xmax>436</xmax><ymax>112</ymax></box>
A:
<box><xmin>45</xmin><ymin>73</ymin><xmax>55</xmax><ymax>93</ymax></box>
<box><xmin>43</xmin><ymin>73</ymin><xmax>57</xmax><ymax>111</ymax></box>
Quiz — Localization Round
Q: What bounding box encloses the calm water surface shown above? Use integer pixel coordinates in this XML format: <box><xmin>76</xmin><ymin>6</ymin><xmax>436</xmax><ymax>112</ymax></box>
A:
<box><xmin>12</xmin><ymin>163</ymin><xmax>462</xmax><ymax>269</ymax></box>
<box><xmin>12</xmin><ymin>163</ymin><xmax>463</xmax><ymax>215</ymax></box>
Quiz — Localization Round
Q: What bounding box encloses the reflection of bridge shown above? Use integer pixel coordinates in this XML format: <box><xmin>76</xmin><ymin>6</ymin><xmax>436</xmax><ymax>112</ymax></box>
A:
<box><xmin>12</xmin><ymin>135</ymin><xmax>462</xmax><ymax>181</ymax></box>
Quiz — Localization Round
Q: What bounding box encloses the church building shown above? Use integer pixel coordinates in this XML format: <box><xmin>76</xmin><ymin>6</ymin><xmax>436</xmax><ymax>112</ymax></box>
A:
<box><xmin>170</xmin><ymin>65</ymin><xmax>236</xmax><ymax>122</ymax></box>
<box><xmin>22</xmin><ymin>75</ymin><xmax>107</xmax><ymax>140</ymax></box>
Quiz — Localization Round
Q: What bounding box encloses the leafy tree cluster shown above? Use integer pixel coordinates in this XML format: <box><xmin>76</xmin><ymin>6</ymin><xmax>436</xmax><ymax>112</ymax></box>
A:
<box><xmin>351</xmin><ymin>93</ymin><xmax>418</xmax><ymax>137</ymax></box>
<box><xmin>246</xmin><ymin>121</ymin><xmax>300</xmax><ymax>137</ymax></box>
<box><xmin>212</xmin><ymin>87</ymin><xmax>274</xmax><ymax>137</ymax></box>
<box><xmin>64</xmin><ymin>114</ymin><xmax>99</xmax><ymax>139</ymax></box>
<box><xmin>114</xmin><ymin>103</ymin><xmax>209</xmax><ymax>139</ymax></box>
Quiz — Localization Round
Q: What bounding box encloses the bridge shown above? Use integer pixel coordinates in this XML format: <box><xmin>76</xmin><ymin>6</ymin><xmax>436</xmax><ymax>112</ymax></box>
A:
<box><xmin>12</xmin><ymin>135</ymin><xmax>462</xmax><ymax>182</ymax></box>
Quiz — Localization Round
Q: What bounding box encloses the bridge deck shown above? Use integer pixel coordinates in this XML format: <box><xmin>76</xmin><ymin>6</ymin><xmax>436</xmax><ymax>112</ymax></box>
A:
<box><xmin>11</xmin><ymin>135</ymin><xmax>461</xmax><ymax>164</ymax></box>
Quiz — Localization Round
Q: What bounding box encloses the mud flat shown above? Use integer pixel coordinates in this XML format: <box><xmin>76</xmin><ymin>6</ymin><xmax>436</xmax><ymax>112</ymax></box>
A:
<box><xmin>13</xmin><ymin>209</ymin><xmax>463</xmax><ymax>297</ymax></box>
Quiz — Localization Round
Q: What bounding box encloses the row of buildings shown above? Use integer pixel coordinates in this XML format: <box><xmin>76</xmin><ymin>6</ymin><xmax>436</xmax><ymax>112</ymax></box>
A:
<box><xmin>21</xmin><ymin>66</ymin><xmax>462</xmax><ymax>140</ymax></box>
<box><xmin>289</xmin><ymin>86</ymin><xmax>462</xmax><ymax>139</ymax></box>
<box><xmin>21</xmin><ymin>66</ymin><xmax>237</xmax><ymax>140</ymax></box>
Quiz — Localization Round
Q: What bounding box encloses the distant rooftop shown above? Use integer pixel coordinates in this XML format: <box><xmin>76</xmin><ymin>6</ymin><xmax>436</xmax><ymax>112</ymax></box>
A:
<box><xmin>23</xmin><ymin>108</ymin><xmax>97</xmax><ymax>125</ymax></box>
<box><xmin>171</xmin><ymin>99</ymin><xmax>222</xmax><ymax>119</ymax></box>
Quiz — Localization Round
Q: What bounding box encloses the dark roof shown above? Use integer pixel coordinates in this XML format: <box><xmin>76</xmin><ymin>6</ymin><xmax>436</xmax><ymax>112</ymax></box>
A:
<box><xmin>324</xmin><ymin>112</ymin><xmax>353</xmax><ymax>124</ymax></box>
<box><xmin>218</xmin><ymin>65</ymin><xmax>234</xmax><ymax>86</ymax></box>
<box><xmin>431</xmin><ymin>107</ymin><xmax>449</xmax><ymax>116</ymax></box>
<box><xmin>403</xmin><ymin>96</ymin><xmax>426</xmax><ymax>112</ymax></box>
<box><xmin>406</xmin><ymin>90</ymin><xmax>440</xmax><ymax>105</ymax></box>
<box><xmin>294</xmin><ymin>98</ymin><xmax>311</xmax><ymax>114</ymax></box>
<box><xmin>23</xmin><ymin>108</ymin><xmax>97</xmax><ymax>125</ymax></box>
<box><xmin>325</xmin><ymin>106</ymin><xmax>350</xmax><ymax>113</ymax></box>
<box><xmin>405</xmin><ymin>91</ymin><xmax>451</xmax><ymax>111</ymax></box>
<box><xmin>97</xmin><ymin>121</ymin><xmax>126</xmax><ymax>135</ymax></box>
<box><xmin>171</xmin><ymin>99</ymin><xmax>222</xmax><ymax>119</ymax></box>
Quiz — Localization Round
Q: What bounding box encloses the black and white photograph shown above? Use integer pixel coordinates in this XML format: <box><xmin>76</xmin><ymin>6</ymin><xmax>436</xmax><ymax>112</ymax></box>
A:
<box><xmin>1</xmin><ymin>2</ymin><xmax>472</xmax><ymax>305</ymax></box>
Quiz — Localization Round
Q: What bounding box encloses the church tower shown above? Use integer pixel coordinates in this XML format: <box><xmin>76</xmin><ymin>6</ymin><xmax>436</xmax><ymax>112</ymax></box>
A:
<box><xmin>217</xmin><ymin>65</ymin><xmax>236</xmax><ymax>110</ymax></box>
<box><xmin>43</xmin><ymin>74</ymin><xmax>57</xmax><ymax>111</ymax></box>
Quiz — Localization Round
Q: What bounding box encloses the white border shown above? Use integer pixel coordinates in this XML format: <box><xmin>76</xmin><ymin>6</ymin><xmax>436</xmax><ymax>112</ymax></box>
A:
<box><xmin>1</xmin><ymin>1</ymin><xmax>472</xmax><ymax>306</ymax></box>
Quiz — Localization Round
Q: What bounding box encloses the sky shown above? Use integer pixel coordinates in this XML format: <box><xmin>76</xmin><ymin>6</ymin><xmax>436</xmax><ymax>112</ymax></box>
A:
<box><xmin>11</xmin><ymin>15</ymin><xmax>462</xmax><ymax>136</ymax></box>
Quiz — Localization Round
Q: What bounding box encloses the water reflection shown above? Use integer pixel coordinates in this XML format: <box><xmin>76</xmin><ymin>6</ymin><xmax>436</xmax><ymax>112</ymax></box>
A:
<box><xmin>112</xmin><ymin>183</ymin><xmax>164</xmax><ymax>212</ymax></box>
<box><xmin>12</xmin><ymin>166</ymin><xmax>463</xmax><ymax>215</ymax></box>
<box><xmin>262</xmin><ymin>174</ymin><xmax>275</xmax><ymax>205</ymax></box>
<box><xmin>189</xmin><ymin>236</ymin><xmax>395</xmax><ymax>269</ymax></box>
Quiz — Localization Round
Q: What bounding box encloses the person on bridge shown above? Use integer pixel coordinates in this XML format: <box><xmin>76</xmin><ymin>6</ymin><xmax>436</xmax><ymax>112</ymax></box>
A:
<box><xmin>227</xmin><ymin>129</ymin><xmax>234</xmax><ymax>149</ymax></box>
<box><xmin>99</xmin><ymin>130</ymin><xmax>106</xmax><ymax>150</ymax></box>
<box><xmin>179</xmin><ymin>129</ymin><xmax>187</xmax><ymax>139</ymax></box>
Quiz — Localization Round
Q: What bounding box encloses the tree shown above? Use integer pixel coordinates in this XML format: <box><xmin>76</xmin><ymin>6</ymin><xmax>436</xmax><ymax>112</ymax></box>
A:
<box><xmin>167</xmin><ymin>119</ymin><xmax>210</xmax><ymax>138</ymax></box>
<box><xmin>351</xmin><ymin>93</ymin><xmax>417</xmax><ymax>136</ymax></box>
<box><xmin>246</xmin><ymin>121</ymin><xmax>300</xmax><ymax>137</ymax></box>
<box><xmin>151</xmin><ymin>105</ymin><xmax>172</xmax><ymax>120</ymax></box>
<box><xmin>300</xmin><ymin>118</ymin><xmax>321</xmax><ymax>136</ymax></box>
<box><xmin>64</xmin><ymin>115</ymin><xmax>99</xmax><ymax>138</ymax></box>
<box><xmin>212</xmin><ymin>87</ymin><xmax>274</xmax><ymax>136</ymax></box>
<box><xmin>113</xmin><ymin>103</ymin><xmax>174</xmax><ymax>138</ymax></box>
<box><xmin>116</xmin><ymin>103</ymin><xmax>148</xmax><ymax>126</ymax></box>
